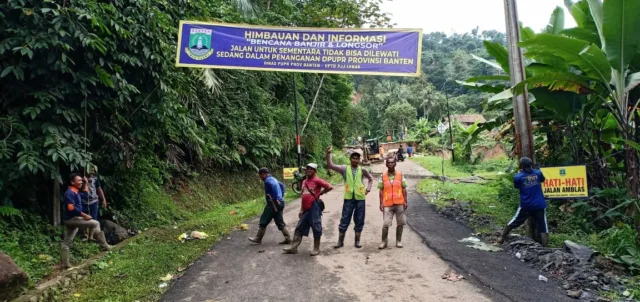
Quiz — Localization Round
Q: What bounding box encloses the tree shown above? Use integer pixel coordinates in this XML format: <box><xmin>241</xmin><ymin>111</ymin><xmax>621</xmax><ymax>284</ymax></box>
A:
<box><xmin>383</xmin><ymin>102</ymin><xmax>417</xmax><ymax>134</ymax></box>
<box><xmin>0</xmin><ymin>0</ymin><xmax>390</xmax><ymax>223</ymax></box>
<box><xmin>346</xmin><ymin>104</ymin><xmax>370</xmax><ymax>139</ymax></box>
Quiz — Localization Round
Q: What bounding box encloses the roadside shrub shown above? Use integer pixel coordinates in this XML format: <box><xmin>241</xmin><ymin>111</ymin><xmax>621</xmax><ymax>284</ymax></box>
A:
<box><xmin>420</xmin><ymin>137</ymin><xmax>441</xmax><ymax>154</ymax></box>
<box><xmin>595</xmin><ymin>224</ymin><xmax>640</xmax><ymax>272</ymax></box>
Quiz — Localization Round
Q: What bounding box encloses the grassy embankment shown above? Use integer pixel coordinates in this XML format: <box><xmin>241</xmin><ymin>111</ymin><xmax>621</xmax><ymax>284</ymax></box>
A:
<box><xmin>412</xmin><ymin>155</ymin><xmax>591</xmax><ymax>247</ymax></box>
<box><xmin>0</xmin><ymin>161</ymin><xmax>344</xmax><ymax>302</ymax></box>
<box><xmin>60</xmin><ymin>168</ymin><xmax>343</xmax><ymax>302</ymax></box>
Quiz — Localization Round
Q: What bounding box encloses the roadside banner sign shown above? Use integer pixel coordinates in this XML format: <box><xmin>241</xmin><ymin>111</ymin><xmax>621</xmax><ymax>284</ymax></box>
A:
<box><xmin>540</xmin><ymin>165</ymin><xmax>588</xmax><ymax>199</ymax></box>
<box><xmin>283</xmin><ymin>168</ymin><xmax>298</xmax><ymax>180</ymax></box>
<box><xmin>176</xmin><ymin>21</ymin><xmax>422</xmax><ymax>76</ymax></box>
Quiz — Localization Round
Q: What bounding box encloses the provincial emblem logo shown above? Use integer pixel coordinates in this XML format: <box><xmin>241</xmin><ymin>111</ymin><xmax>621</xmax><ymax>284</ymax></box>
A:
<box><xmin>185</xmin><ymin>28</ymin><xmax>213</xmax><ymax>60</ymax></box>
<box><xmin>559</xmin><ymin>169</ymin><xmax>566</xmax><ymax>177</ymax></box>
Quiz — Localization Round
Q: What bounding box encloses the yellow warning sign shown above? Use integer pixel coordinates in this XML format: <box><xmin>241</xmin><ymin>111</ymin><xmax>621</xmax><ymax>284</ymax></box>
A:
<box><xmin>283</xmin><ymin>168</ymin><xmax>298</xmax><ymax>180</ymax></box>
<box><xmin>540</xmin><ymin>165</ymin><xmax>588</xmax><ymax>199</ymax></box>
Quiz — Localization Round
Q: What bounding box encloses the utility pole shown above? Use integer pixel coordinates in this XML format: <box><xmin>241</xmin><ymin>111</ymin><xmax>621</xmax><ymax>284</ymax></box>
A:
<box><xmin>444</xmin><ymin>88</ymin><xmax>455</xmax><ymax>162</ymax></box>
<box><xmin>293</xmin><ymin>74</ymin><xmax>302</xmax><ymax>170</ymax></box>
<box><xmin>504</xmin><ymin>0</ymin><xmax>536</xmax><ymax>239</ymax></box>
<box><xmin>504</xmin><ymin>0</ymin><xmax>534</xmax><ymax>160</ymax></box>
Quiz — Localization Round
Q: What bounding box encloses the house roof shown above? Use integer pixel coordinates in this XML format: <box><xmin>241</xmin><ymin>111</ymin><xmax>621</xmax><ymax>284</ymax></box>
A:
<box><xmin>444</xmin><ymin>114</ymin><xmax>486</xmax><ymax>124</ymax></box>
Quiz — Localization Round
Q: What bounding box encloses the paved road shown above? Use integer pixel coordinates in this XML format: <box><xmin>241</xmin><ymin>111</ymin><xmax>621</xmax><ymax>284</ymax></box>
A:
<box><xmin>162</xmin><ymin>160</ymin><xmax>572</xmax><ymax>302</ymax></box>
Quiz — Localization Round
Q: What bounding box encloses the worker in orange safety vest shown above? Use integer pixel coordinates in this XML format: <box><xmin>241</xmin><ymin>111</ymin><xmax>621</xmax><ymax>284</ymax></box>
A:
<box><xmin>377</xmin><ymin>157</ymin><xmax>408</xmax><ymax>249</ymax></box>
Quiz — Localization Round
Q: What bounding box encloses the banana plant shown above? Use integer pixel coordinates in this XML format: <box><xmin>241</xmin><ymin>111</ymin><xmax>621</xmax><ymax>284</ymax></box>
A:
<box><xmin>464</xmin><ymin>0</ymin><xmax>640</xmax><ymax>238</ymax></box>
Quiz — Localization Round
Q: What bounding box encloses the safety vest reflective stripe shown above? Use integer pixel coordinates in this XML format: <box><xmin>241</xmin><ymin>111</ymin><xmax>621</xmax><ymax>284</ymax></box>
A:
<box><xmin>344</xmin><ymin>166</ymin><xmax>366</xmax><ymax>200</ymax></box>
<box><xmin>382</xmin><ymin>171</ymin><xmax>404</xmax><ymax>207</ymax></box>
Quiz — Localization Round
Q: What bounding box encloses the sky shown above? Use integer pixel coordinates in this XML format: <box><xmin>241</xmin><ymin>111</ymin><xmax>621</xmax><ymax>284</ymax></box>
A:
<box><xmin>381</xmin><ymin>0</ymin><xmax>577</xmax><ymax>34</ymax></box>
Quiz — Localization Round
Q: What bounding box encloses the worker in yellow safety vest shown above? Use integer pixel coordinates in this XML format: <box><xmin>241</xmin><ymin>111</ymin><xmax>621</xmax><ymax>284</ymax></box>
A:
<box><xmin>326</xmin><ymin>146</ymin><xmax>373</xmax><ymax>248</ymax></box>
<box><xmin>377</xmin><ymin>157</ymin><xmax>408</xmax><ymax>249</ymax></box>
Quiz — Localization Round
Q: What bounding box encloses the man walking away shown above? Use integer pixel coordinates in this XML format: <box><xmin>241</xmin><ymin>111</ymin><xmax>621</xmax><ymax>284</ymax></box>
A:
<box><xmin>378</xmin><ymin>157</ymin><xmax>408</xmax><ymax>249</ymax></box>
<box><xmin>325</xmin><ymin>146</ymin><xmax>373</xmax><ymax>249</ymax></box>
<box><xmin>407</xmin><ymin>144</ymin><xmax>413</xmax><ymax>158</ymax></box>
<box><xmin>283</xmin><ymin>163</ymin><xmax>333</xmax><ymax>256</ymax></box>
<box><xmin>249</xmin><ymin>168</ymin><xmax>292</xmax><ymax>245</ymax></box>
<box><xmin>496</xmin><ymin>157</ymin><xmax>549</xmax><ymax>247</ymax></box>
<box><xmin>61</xmin><ymin>174</ymin><xmax>110</xmax><ymax>269</ymax></box>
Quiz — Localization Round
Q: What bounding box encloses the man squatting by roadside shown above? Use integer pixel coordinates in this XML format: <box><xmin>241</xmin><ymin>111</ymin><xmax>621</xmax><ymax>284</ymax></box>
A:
<box><xmin>61</xmin><ymin>174</ymin><xmax>110</xmax><ymax>269</ymax></box>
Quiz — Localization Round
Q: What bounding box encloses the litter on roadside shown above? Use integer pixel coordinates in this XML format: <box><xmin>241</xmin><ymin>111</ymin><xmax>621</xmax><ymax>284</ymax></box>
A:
<box><xmin>538</xmin><ymin>275</ymin><xmax>548</xmax><ymax>282</ymax></box>
<box><xmin>160</xmin><ymin>274</ymin><xmax>173</xmax><ymax>281</ymax></box>
<box><xmin>178</xmin><ymin>231</ymin><xmax>209</xmax><ymax>242</ymax></box>
<box><xmin>442</xmin><ymin>269</ymin><xmax>465</xmax><ymax>282</ymax></box>
<box><xmin>459</xmin><ymin>236</ymin><xmax>502</xmax><ymax>252</ymax></box>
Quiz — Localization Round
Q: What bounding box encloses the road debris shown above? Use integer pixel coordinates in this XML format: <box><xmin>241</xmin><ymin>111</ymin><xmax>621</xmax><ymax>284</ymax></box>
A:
<box><xmin>160</xmin><ymin>274</ymin><xmax>173</xmax><ymax>282</ymax></box>
<box><xmin>178</xmin><ymin>231</ymin><xmax>209</xmax><ymax>242</ymax></box>
<box><xmin>159</xmin><ymin>282</ymin><xmax>168</xmax><ymax>288</ymax></box>
<box><xmin>538</xmin><ymin>275</ymin><xmax>548</xmax><ymax>282</ymax></box>
<box><xmin>459</xmin><ymin>237</ymin><xmax>502</xmax><ymax>252</ymax></box>
<box><xmin>441</xmin><ymin>269</ymin><xmax>464</xmax><ymax>282</ymax></box>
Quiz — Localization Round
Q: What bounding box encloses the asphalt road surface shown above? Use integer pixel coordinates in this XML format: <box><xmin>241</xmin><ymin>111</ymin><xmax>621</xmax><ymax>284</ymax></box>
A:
<box><xmin>162</xmin><ymin>160</ymin><xmax>572</xmax><ymax>302</ymax></box>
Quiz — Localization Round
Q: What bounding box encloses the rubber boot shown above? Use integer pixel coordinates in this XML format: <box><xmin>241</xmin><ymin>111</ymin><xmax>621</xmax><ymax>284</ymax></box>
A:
<box><xmin>283</xmin><ymin>235</ymin><xmax>302</xmax><ymax>254</ymax></box>
<box><xmin>378</xmin><ymin>227</ymin><xmax>388</xmax><ymax>249</ymax></box>
<box><xmin>396</xmin><ymin>226</ymin><xmax>404</xmax><ymax>248</ymax></box>
<box><xmin>248</xmin><ymin>227</ymin><xmax>266</xmax><ymax>244</ymax></box>
<box><xmin>310</xmin><ymin>238</ymin><xmax>321</xmax><ymax>256</ymax></box>
<box><xmin>334</xmin><ymin>232</ymin><xmax>345</xmax><ymax>249</ymax></box>
<box><xmin>540</xmin><ymin>233</ymin><xmax>549</xmax><ymax>248</ymax></box>
<box><xmin>354</xmin><ymin>232</ymin><xmax>362</xmax><ymax>248</ymax></box>
<box><xmin>60</xmin><ymin>247</ymin><xmax>72</xmax><ymax>269</ymax></box>
<box><xmin>279</xmin><ymin>227</ymin><xmax>292</xmax><ymax>245</ymax></box>
<box><xmin>94</xmin><ymin>231</ymin><xmax>111</xmax><ymax>251</ymax></box>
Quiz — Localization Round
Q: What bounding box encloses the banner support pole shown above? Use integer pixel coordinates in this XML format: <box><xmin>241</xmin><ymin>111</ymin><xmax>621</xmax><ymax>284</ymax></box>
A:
<box><xmin>293</xmin><ymin>73</ymin><xmax>302</xmax><ymax>170</ymax></box>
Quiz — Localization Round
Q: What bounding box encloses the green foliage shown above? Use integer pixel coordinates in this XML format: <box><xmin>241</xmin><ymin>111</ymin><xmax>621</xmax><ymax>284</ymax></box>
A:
<box><xmin>462</xmin><ymin>0</ymin><xmax>640</xmax><ymax>249</ymax></box>
<box><xmin>453</xmin><ymin>121</ymin><xmax>482</xmax><ymax>163</ymax></box>
<box><xmin>545</xmin><ymin>6</ymin><xmax>566</xmax><ymax>34</ymax></box>
<box><xmin>0</xmin><ymin>0</ymin><xmax>392</xmax><ymax>293</ymax></box>
<box><xmin>0</xmin><ymin>212</ymin><xmax>99</xmax><ymax>286</ymax></box>
<box><xmin>411</xmin><ymin>156</ymin><xmax>509</xmax><ymax>179</ymax></box>
<box><xmin>595</xmin><ymin>224</ymin><xmax>640</xmax><ymax>272</ymax></box>
<box><xmin>0</xmin><ymin>0</ymin><xmax>374</xmax><ymax>213</ymax></box>
<box><xmin>356</xmin><ymin>30</ymin><xmax>505</xmax><ymax>137</ymax></box>
<box><xmin>0</xmin><ymin>206</ymin><xmax>21</xmax><ymax>217</ymax></box>
<box><xmin>416</xmin><ymin>177</ymin><xmax>514</xmax><ymax>228</ymax></box>
<box><xmin>382</xmin><ymin>102</ymin><xmax>417</xmax><ymax>131</ymax></box>
<box><xmin>345</xmin><ymin>103</ymin><xmax>370</xmax><ymax>141</ymax></box>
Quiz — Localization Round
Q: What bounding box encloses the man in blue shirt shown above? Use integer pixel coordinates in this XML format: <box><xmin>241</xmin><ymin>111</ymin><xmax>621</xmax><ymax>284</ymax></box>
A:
<box><xmin>497</xmin><ymin>157</ymin><xmax>549</xmax><ymax>247</ymax></box>
<box><xmin>61</xmin><ymin>173</ymin><xmax>110</xmax><ymax>269</ymax></box>
<box><xmin>248</xmin><ymin>168</ymin><xmax>292</xmax><ymax>245</ymax></box>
